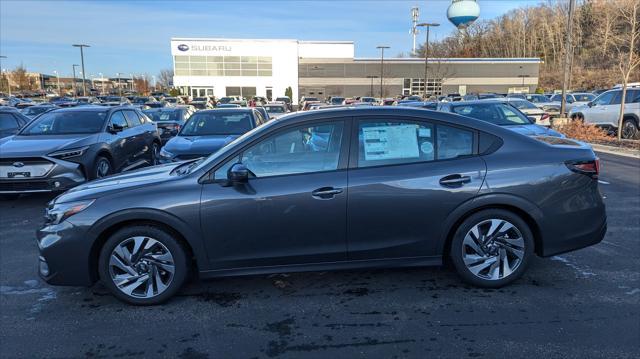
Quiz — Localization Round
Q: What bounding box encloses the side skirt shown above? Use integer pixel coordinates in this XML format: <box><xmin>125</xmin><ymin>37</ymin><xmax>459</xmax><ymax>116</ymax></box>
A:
<box><xmin>198</xmin><ymin>255</ymin><xmax>442</xmax><ymax>279</ymax></box>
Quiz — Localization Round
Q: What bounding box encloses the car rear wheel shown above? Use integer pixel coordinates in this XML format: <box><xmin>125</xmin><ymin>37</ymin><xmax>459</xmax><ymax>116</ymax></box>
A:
<box><xmin>92</xmin><ymin>156</ymin><xmax>112</xmax><ymax>179</ymax></box>
<box><xmin>98</xmin><ymin>225</ymin><xmax>189</xmax><ymax>305</ymax></box>
<box><xmin>150</xmin><ymin>142</ymin><xmax>160</xmax><ymax>165</ymax></box>
<box><xmin>450</xmin><ymin>209</ymin><xmax>533</xmax><ymax>288</ymax></box>
<box><xmin>622</xmin><ymin>118</ymin><xmax>638</xmax><ymax>139</ymax></box>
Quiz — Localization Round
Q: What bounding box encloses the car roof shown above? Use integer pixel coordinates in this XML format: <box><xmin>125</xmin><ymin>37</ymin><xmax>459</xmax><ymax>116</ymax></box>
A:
<box><xmin>197</xmin><ymin>108</ymin><xmax>254</xmax><ymax>114</ymax></box>
<box><xmin>49</xmin><ymin>105</ymin><xmax>127</xmax><ymax>113</ymax></box>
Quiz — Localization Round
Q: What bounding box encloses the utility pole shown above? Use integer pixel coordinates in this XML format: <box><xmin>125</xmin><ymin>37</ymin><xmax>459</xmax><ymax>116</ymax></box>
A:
<box><xmin>560</xmin><ymin>0</ymin><xmax>575</xmax><ymax>117</ymax></box>
<box><xmin>72</xmin><ymin>64</ymin><xmax>79</xmax><ymax>97</ymax></box>
<box><xmin>53</xmin><ymin>70</ymin><xmax>60</xmax><ymax>95</ymax></box>
<box><xmin>72</xmin><ymin>44</ymin><xmax>90</xmax><ymax>96</ymax></box>
<box><xmin>116</xmin><ymin>73</ymin><xmax>122</xmax><ymax>96</ymax></box>
<box><xmin>366</xmin><ymin>75</ymin><xmax>378</xmax><ymax>97</ymax></box>
<box><xmin>411</xmin><ymin>7</ymin><xmax>419</xmax><ymax>56</ymax></box>
<box><xmin>417</xmin><ymin>22</ymin><xmax>440</xmax><ymax>98</ymax></box>
<box><xmin>376</xmin><ymin>46</ymin><xmax>389</xmax><ymax>98</ymax></box>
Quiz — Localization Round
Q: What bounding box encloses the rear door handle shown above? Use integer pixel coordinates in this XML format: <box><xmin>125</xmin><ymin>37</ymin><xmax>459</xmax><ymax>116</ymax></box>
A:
<box><xmin>439</xmin><ymin>174</ymin><xmax>471</xmax><ymax>187</ymax></box>
<box><xmin>312</xmin><ymin>187</ymin><xmax>343</xmax><ymax>199</ymax></box>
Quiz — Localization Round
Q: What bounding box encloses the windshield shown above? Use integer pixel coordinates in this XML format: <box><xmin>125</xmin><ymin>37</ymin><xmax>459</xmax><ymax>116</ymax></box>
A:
<box><xmin>265</xmin><ymin>106</ymin><xmax>285</xmax><ymax>113</ymax></box>
<box><xmin>526</xmin><ymin>95</ymin><xmax>548</xmax><ymax>103</ymax></box>
<box><xmin>105</xmin><ymin>96</ymin><xmax>122</xmax><ymax>102</ymax></box>
<box><xmin>509</xmin><ymin>100</ymin><xmax>538</xmax><ymax>110</ymax></box>
<box><xmin>22</xmin><ymin>106</ymin><xmax>52</xmax><ymax>116</ymax></box>
<box><xmin>330</xmin><ymin>97</ymin><xmax>344</xmax><ymax>104</ymax></box>
<box><xmin>451</xmin><ymin>103</ymin><xmax>531</xmax><ymax>126</ymax></box>
<box><xmin>20</xmin><ymin>111</ymin><xmax>107</xmax><ymax>135</ymax></box>
<box><xmin>304</xmin><ymin>97</ymin><xmax>318</xmax><ymax>102</ymax></box>
<box><xmin>218</xmin><ymin>97</ymin><xmax>233</xmax><ymax>103</ymax></box>
<box><xmin>573</xmin><ymin>94</ymin><xmax>595</xmax><ymax>102</ymax></box>
<box><xmin>133</xmin><ymin>97</ymin><xmax>149</xmax><ymax>104</ymax></box>
<box><xmin>361</xmin><ymin>97</ymin><xmax>376</xmax><ymax>102</ymax></box>
<box><xmin>275</xmin><ymin>97</ymin><xmax>290</xmax><ymax>103</ymax></box>
<box><xmin>180</xmin><ymin>112</ymin><xmax>254</xmax><ymax>136</ymax></box>
<box><xmin>143</xmin><ymin>110</ymin><xmax>179</xmax><ymax>122</ymax></box>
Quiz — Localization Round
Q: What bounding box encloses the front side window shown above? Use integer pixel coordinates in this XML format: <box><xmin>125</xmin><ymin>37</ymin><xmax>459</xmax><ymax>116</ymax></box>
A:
<box><xmin>593</xmin><ymin>91</ymin><xmax>615</xmax><ymax>106</ymax></box>
<box><xmin>0</xmin><ymin>113</ymin><xmax>19</xmax><ymax>131</ymax></box>
<box><xmin>21</xmin><ymin>111</ymin><xmax>107</xmax><ymax>135</ymax></box>
<box><xmin>124</xmin><ymin>110</ymin><xmax>142</xmax><ymax>126</ymax></box>
<box><xmin>235</xmin><ymin>122</ymin><xmax>344</xmax><ymax>178</ymax></box>
<box><xmin>110</xmin><ymin>111</ymin><xmax>129</xmax><ymax>129</ymax></box>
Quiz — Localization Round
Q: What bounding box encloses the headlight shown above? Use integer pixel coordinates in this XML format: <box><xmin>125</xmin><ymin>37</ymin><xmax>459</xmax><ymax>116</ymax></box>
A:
<box><xmin>45</xmin><ymin>200</ymin><xmax>94</xmax><ymax>225</ymax></box>
<box><xmin>48</xmin><ymin>146</ymin><xmax>90</xmax><ymax>159</ymax></box>
<box><xmin>159</xmin><ymin>148</ymin><xmax>174</xmax><ymax>159</ymax></box>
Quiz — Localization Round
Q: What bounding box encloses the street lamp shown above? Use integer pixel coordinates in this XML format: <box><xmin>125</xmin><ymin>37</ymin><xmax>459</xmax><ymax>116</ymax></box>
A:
<box><xmin>376</xmin><ymin>46</ymin><xmax>389</xmax><ymax>98</ymax></box>
<box><xmin>0</xmin><ymin>56</ymin><xmax>9</xmax><ymax>96</ymax></box>
<box><xmin>72</xmin><ymin>44</ymin><xmax>90</xmax><ymax>96</ymax></box>
<box><xmin>98</xmin><ymin>72</ymin><xmax>104</xmax><ymax>95</ymax></box>
<box><xmin>366</xmin><ymin>75</ymin><xmax>378</xmax><ymax>97</ymax></box>
<box><xmin>72</xmin><ymin>64</ymin><xmax>79</xmax><ymax>97</ymax></box>
<box><xmin>52</xmin><ymin>70</ymin><xmax>61</xmax><ymax>95</ymax></box>
<box><xmin>116</xmin><ymin>72</ymin><xmax>122</xmax><ymax>96</ymax></box>
<box><xmin>129</xmin><ymin>73</ymin><xmax>134</xmax><ymax>91</ymax></box>
<box><xmin>417</xmin><ymin>22</ymin><xmax>440</xmax><ymax>98</ymax></box>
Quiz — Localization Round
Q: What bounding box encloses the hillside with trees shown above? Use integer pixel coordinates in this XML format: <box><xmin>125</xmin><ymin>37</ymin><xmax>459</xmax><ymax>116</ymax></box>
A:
<box><xmin>418</xmin><ymin>0</ymin><xmax>640</xmax><ymax>91</ymax></box>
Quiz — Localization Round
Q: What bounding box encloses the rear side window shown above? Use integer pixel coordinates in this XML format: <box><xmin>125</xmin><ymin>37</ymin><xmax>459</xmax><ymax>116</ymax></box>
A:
<box><xmin>0</xmin><ymin>113</ymin><xmax>19</xmax><ymax>131</ymax></box>
<box><xmin>124</xmin><ymin>110</ymin><xmax>142</xmax><ymax>126</ymax></box>
<box><xmin>437</xmin><ymin>125</ymin><xmax>474</xmax><ymax>160</ymax></box>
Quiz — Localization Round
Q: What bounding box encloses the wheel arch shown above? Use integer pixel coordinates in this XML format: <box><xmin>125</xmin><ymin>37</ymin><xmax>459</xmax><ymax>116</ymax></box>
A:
<box><xmin>441</xmin><ymin>194</ymin><xmax>545</xmax><ymax>258</ymax></box>
<box><xmin>86</xmin><ymin>208</ymin><xmax>207</xmax><ymax>283</ymax></box>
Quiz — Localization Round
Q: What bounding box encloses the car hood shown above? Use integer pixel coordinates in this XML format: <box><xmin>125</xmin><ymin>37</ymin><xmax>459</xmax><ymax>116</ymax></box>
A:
<box><xmin>503</xmin><ymin>124</ymin><xmax>564</xmax><ymax>138</ymax></box>
<box><xmin>164</xmin><ymin>134</ymin><xmax>239</xmax><ymax>155</ymax></box>
<box><xmin>0</xmin><ymin>134</ymin><xmax>98</xmax><ymax>157</ymax></box>
<box><xmin>55</xmin><ymin>162</ymin><xmax>184</xmax><ymax>203</ymax></box>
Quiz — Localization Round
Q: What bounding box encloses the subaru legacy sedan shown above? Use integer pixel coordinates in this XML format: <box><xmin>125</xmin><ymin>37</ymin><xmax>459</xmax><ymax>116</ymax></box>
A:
<box><xmin>37</xmin><ymin>107</ymin><xmax>606</xmax><ymax>305</ymax></box>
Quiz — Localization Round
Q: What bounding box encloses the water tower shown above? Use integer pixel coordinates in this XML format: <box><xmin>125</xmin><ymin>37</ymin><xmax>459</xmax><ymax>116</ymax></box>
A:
<box><xmin>447</xmin><ymin>0</ymin><xmax>480</xmax><ymax>29</ymax></box>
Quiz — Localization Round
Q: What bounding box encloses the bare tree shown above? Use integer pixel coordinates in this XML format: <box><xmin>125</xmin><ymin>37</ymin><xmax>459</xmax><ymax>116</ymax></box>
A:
<box><xmin>10</xmin><ymin>64</ymin><xmax>36</xmax><ymax>91</ymax></box>
<box><xmin>157</xmin><ymin>69</ymin><xmax>173</xmax><ymax>90</ymax></box>
<box><xmin>134</xmin><ymin>74</ymin><xmax>152</xmax><ymax>95</ymax></box>
<box><xmin>613</xmin><ymin>0</ymin><xmax>640</xmax><ymax>139</ymax></box>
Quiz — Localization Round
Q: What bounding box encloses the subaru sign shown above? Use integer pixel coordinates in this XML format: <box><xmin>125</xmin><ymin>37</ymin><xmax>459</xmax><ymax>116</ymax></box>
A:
<box><xmin>177</xmin><ymin>44</ymin><xmax>189</xmax><ymax>52</ymax></box>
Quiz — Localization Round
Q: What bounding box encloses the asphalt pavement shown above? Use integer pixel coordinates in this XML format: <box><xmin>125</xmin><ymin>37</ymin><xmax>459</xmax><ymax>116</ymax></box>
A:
<box><xmin>1</xmin><ymin>152</ymin><xmax>638</xmax><ymax>358</ymax></box>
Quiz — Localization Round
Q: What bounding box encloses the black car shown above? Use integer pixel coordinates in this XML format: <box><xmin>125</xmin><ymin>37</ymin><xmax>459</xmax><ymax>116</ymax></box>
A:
<box><xmin>37</xmin><ymin>107</ymin><xmax>606</xmax><ymax>305</ymax></box>
<box><xmin>0</xmin><ymin>106</ymin><xmax>161</xmax><ymax>195</ymax></box>
<box><xmin>20</xmin><ymin>104</ymin><xmax>58</xmax><ymax>118</ymax></box>
<box><xmin>0</xmin><ymin>107</ymin><xmax>29</xmax><ymax>139</ymax></box>
<box><xmin>159</xmin><ymin>108</ymin><xmax>264</xmax><ymax>162</ymax></box>
<box><xmin>143</xmin><ymin>107</ymin><xmax>195</xmax><ymax>144</ymax></box>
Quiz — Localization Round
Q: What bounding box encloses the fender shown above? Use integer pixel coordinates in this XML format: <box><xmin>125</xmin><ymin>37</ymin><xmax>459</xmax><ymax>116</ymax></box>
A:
<box><xmin>440</xmin><ymin>192</ymin><xmax>545</xmax><ymax>255</ymax></box>
<box><xmin>87</xmin><ymin>208</ymin><xmax>209</xmax><ymax>271</ymax></box>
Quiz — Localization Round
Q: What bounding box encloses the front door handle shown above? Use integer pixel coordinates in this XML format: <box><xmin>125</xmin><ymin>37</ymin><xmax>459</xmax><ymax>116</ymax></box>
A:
<box><xmin>312</xmin><ymin>187</ymin><xmax>343</xmax><ymax>199</ymax></box>
<box><xmin>439</xmin><ymin>174</ymin><xmax>471</xmax><ymax>187</ymax></box>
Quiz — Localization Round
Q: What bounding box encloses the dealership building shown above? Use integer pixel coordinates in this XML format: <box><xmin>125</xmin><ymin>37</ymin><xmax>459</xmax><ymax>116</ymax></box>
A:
<box><xmin>171</xmin><ymin>38</ymin><xmax>541</xmax><ymax>101</ymax></box>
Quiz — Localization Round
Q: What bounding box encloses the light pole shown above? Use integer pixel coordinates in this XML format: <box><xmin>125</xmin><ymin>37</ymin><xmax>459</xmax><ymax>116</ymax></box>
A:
<box><xmin>376</xmin><ymin>46</ymin><xmax>389</xmax><ymax>98</ymax></box>
<box><xmin>129</xmin><ymin>73</ymin><xmax>134</xmax><ymax>91</ymax></box>
<box><xmin>0</xmin><ymin>55</ymin><xmax>9</xmax><ymax>96</ymax></box>
<box><xmin>366</xmin><ymin>75</ymin><xmax>378</xmax><ymax>97</ymax></box>
<box><xmin>417</xmin><ymin>22</ymin><xmax>440</xmax><ymax>98</ymax></box>
<box><xmin>53</xmin><ymin>70</ymin><xmax>61</xmax><ymax>95</ymax></box>
<box><xmin>90</xmin><ymin>74</ymin><xmax>95</xmax><ymax>92</ymax></box>
<box><xmin>98</xmin><ymin>72</ymin><xmax>104</xmax><ymax>95</ymax></box>
<box><xmin>116</xmin><ymin>72</ymin><xmax>122</xmax><ymax>96</ymax></box>
<box><xmin>72</xmin><ymin>64</ymin><xmax>79</xmax><ymax>97</ymax></box>
<box><xmin>560</xmin><ymin>0</ymin><xmax>575</xmax><ymax>116</ymax></box>
<box><xmin>72</xmin><ymin>44</ymin><xmax>90</xmax><ymax>96</ymax></box>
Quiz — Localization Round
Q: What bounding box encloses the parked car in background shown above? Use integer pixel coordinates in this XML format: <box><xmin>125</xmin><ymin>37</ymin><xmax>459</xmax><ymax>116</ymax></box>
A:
<box><xmin>437</xmin><ymin>100</ymin><xmax>564</xmax><ymax>137</ymax></box>
<box><xmin>497</xmin><ymin>98</ymin><xmax>550</xmax><ymax>126</ymax></box>
<box><xmin>159</xmin><ymin>108</ymin><xmax>265</xmax><ymax>163</ymax></box>
<box><xmin>217</xmin><ymin>104</ymin><xmax>241</xmax><ymax>108</ymax></box>
<box><xmin>190</xmin><ymin>97</ymin><xmax>214</xmax><ymax>110</ymax></box>
<box><xmin>360</xmin><ymin>97</ymin><xmax>378</xmax><ymax>105</ymax></box>
<box><xmin>524</xmin><ymin>94</ymin><xmax>551</xmax><ymax>105</ymax></box>
<box><xmin>132</xmin><ymin>96</ymin><xmax>157</xmax><ymax>105</ymax></box>
<box><xmin>143</xmin><ymin>107</ymin><xmax>195</xmax><ymax>144</ymax></box>
<box><xmin>49</xmin><ymin>97</ymin><xmax>77</xmax><ymax>107</ymax></box>
<box><xmin>20</xmin><ymin>104</ymin><xmax>58</xmax><ymax>118</ymax></box>
<box><xmin>264</xmin><ymin>103</ymin><xmax>289</xmax><ymax>120</ymax></box>
<box><xmin>303</xmin><ymin>101</ymin><xmax>322</xmax><ymax>111</ymax></box>
<box><xmin>254</xmin><ymin>107</ymin><xmax>269</xmax><ymax>124</ymax></box>
<box><xmin>329</xmin><ymin>97</ymin><xmax>345</xmax><ymax>105</ymax></box>
<box><xmin>382</xmin><ymin>98</ymin><xmax>398</xmax><ymax>106</ymax></box>
<box><xmin>569</xmin><ymin>88</ymin><xmax>640</xmax><ymax>139</ymax></box>
<box><xmin>218</xmin><ymin>96</ymin><xmax>238</xmax><ymax>105</ymax></box>
<box><xmin>549</xmin><ymin>93</ymin><xmax>596</xmax><ymax>112</ymax></box>
<box><xmin>163</xmin><ymin>97</ymin><xmax>185</xmax><ymax>105</ymax></box>
<box><xmin>299</xmin><ymin>97</ymin><xmax>319</xmax><ymax>110</ymax></box>
<box><xmin>274</xmin><ymin>97</ymin><xmax>292</xmax><ymax>111</ymax></box>
<box><xmin>0</xmin><ymin>107</ymin><xmax>30</xmax><ymax>139</ymax></box>
<box><xmin>252</xmin><ymin>96</ymin><xmax>268</xmax><ymax>106</ymax></box>
<box><xmin>396</xmin><ymin>101</ymin><xmax>438</xmax><ymax>110</ymax></box>
<box><xmin>101</xmin><ymin>96</ymin><xmax>131</xmax><ymax>106</ymax></box>
<box><xmin>37</xmin><ymin>107</ymin><xmax>606</xmax><ymax>305</ymax></box>
<box><xmin>506</xmin><ymin>93</ymin><xmax>526</xmax><ymax>99</ymax></box>
<box><xmin>145</xmin><ymin>101</ymin><xmax>168</xmax><ymax>109</ymax></box>
<box><xmin>76</xmin><ymin>97</ymin><xmax>100</xmax><ymax>105</ymax></box>
<box><xmin>0</xmin><ymin>106</ymin><xmax>161</xmax><ymax>195</ymax></box>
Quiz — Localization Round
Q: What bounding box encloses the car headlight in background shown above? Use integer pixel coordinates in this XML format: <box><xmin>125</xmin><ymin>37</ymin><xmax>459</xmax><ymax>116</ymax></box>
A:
<box><xmin>48</xmin><ymin>146</ymin><xmax>90</xmax><ymax>159</ymax></box>
<box><xmin>159</xmin><ymin>148</ymin><xmax>174</xmax><ymax>159</ymax></box>
<box><xmin>45</xmin><ymin>200</ymin><xmax>94</xmax><ymax>225</ymax></box>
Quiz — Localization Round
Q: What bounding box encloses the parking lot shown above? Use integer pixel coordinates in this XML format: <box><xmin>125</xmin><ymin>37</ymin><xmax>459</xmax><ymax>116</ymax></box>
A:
<box><xmin>0</xmin><ymin>151</ymin><xmax>637</xmax><ymax>358</ymax></box>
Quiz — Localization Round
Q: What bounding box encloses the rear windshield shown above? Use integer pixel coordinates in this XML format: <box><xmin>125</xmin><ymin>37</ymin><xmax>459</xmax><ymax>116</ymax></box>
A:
<box><xmin>509</xmin><ymin>100</ymin><xmax>538</xmax><ymax>110</ymax></box>
<box><xmin>265</xmin><ymin>106</ymin><xmax>285</xmax><ymax>113</ymax></box>
<box><xmin>21</xmin><ymin>111</ymin><xmax>107</xmax><ymax>135</ymax></box>
<box><xmin>144</xmin><ymin>110</ymin><xmax>180</xmax><ymax>122</ymax></box>
<box><xmin>451</xmin><ymin>103</ymin><xmax>531</xmax><ymax>126</ymax></box>
<box><xmin>180</xmin><ymin>112</ymin><xmax>254</xmax><ymax>136</ymax></box>
<box><xmin>573</xmin><ymin>94</ymin><xmax>595</xmax><ymax>102</ymax></box>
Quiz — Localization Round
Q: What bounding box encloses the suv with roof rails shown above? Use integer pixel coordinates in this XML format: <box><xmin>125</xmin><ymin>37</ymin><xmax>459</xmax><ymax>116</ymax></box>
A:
<box><xmin>569</xmin><ymin>87</ymin><xmax>640</xmax><ymax>139</ymax></box>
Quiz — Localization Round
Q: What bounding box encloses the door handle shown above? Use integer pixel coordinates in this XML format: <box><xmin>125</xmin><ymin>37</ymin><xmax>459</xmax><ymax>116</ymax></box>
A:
<box><xmin>312</xmin><ymin>187</ymin><xmax>343</xmax><ymax>199</ymax></box>
<box><xmin>439</xmin><ymin>174</ymin><xmax>471</xmax><ymax>187</ymax></box>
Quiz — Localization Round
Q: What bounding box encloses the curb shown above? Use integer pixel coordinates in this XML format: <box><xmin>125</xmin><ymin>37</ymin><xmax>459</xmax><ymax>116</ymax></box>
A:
<box><xmin>590</xmin><ymin>143</ymin><xmax>640</xmax><ymax>159</ymax></box>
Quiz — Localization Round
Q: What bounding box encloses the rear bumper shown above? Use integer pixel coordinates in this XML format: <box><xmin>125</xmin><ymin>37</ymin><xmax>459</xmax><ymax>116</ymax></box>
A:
<box><xmin>540</xmin><ymin>216</ymin><xmax>607</xmax><ymax>257</ymax></box>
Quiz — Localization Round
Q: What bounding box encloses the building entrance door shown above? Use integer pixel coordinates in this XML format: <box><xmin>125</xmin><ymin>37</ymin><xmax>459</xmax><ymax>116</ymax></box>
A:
<box><xmin>191</xmin><ymin>87</ymin><xmax>214</xmax><ymax>98</ymax></box>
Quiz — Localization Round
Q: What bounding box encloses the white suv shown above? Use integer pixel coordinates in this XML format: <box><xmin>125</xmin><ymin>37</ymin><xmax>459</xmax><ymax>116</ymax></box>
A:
<box><xmin>569</xmin><ymin>88</ymin><xmax>640</xmax><ymax>139</ymax></box>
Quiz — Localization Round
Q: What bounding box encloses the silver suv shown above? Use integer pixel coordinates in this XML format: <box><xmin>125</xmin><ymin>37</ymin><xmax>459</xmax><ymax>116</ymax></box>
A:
<box><xmin>569</xmin><ymin>88</ymin><xmax>640</xmax><ymax>139</ymax></box>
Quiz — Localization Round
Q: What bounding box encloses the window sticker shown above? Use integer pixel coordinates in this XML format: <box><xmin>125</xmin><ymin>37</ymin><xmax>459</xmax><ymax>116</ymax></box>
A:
<box><xmin>362</xmin><ymin>125</ymin><xmax>419</xmax><ymax>161</ymax></box>
<box><xmin>418</xmin><ymin>127</ymin><xmax>432</xmax><ymax>137</ymax></box>
<box><xmin>420</xmin><ymin>141</ymin><xmax>434</xmax><ymax>155</ymax></box>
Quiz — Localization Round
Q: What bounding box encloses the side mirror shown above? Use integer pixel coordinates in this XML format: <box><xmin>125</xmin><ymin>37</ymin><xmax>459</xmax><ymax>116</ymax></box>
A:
<box><xmin>587</xmin><ymin>102</ymin><xmax>593</xmax><ymax>107</ymax></box>
<box><xmin>227</xmin><ymin>163</ymin><xmax>249</xmax><ymax>184</ymax></box>
<box><xmin>109</xmin><ymin>123</ymin><xmax>124</xmax><ymax>134</ymax></box>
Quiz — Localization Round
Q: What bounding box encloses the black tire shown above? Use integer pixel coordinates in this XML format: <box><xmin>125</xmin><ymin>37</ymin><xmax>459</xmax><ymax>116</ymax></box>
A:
<box><xmin>98</xmin><ymin>225</ymin><xmax>189</xmax><ymax>305</ymax></box>
<box><xmin>150</xmin><ymin>142</ymin><xmax>160</xmax><ymax>165</ymax></box>
<box><xmin>621</xmin><ymin>118</ymin><xmax>638</xmax><ymax>139</ymax></box>
<box><xmin>572</xmin><ymin>113</ymin><xmax>584</xmax><ymax>123</ymax></box>
<box><xmin>92</xmin><ymin>156</ymin><xmax>112</xmax><ymax>180</ymax></box>
<box><xmin>450</xmin><ymin>209</ymin><xmax>534</xmax><ymax>288</ymax></box>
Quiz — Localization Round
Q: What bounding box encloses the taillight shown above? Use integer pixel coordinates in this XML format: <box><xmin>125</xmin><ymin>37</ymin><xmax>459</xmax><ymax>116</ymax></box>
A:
<box><xmin>540</xmin><ymin>113</ymin><xmax>550</xmax><ymax>122</ymax></box>
<box><xmin>566</xmin><ymin>158</ymin><xmax>600</xmax><ymax>178</ymax></box>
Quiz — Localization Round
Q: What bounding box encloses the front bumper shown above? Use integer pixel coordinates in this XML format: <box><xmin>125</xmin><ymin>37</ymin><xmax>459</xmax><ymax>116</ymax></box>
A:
<box><xmin>37</xmin><ymin>220</ymin><xmax>95</xmax><ymax>286</ymax></box>
<box><xmin>0</xmin><ymin>157</ymin><xmax>86</xmax><ymax>194</ymax></box>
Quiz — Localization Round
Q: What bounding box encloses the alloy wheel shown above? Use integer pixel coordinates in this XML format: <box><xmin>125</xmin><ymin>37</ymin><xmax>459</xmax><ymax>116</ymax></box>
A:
<box><xmin>461</xmin><ymin>219</ymin><xmax>525</xmax><ymax>281</ymax></box>
<box><xmin>96</xmin><ymin>159</ymin><xmax>111</xmax><ymax>178</ymax></box>
<box><xmin>108</xmin><ymin>236</ymin><xmax>175</xmax><ymax>298</ymax></box>
<box><xmin>151</xmin><ymin>144</ymin><xmax>159</xmax><ymax>165</ymax></box>
<box><xmin>622</xmin><ymin>120</ymin><xmax>638</xmax><ymax>139</ymax></box>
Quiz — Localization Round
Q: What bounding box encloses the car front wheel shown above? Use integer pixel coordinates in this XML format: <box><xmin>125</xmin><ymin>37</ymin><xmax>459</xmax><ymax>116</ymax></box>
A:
<box><xmin>92</xmin><ymin>156</ymin><xmax>112</xmax><ymax>179</ymax></box>
<box><xmin>98</xmin><ymin>225</ymin><xmax>189</xmax><ymax>305</ymax></box>
<box><xmin>450</xmin><ymin>209</ymin><xmax>534</xmax><ymax>288</ymax></box>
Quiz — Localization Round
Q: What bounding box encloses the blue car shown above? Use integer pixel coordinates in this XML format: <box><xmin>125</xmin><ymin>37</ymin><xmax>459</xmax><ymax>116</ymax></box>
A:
<box><xmin>437</xmin><ymin>100</ymin><xmax>564</xmax><ymax>138</ymax></box>
<box><xmin>159</xmin><ymin>108</ymin><xmax>266</xmax><ymax>162</ymax></box>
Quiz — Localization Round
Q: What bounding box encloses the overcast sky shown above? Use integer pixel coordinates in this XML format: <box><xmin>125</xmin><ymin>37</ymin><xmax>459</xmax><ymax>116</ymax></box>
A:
<box><xmin>0</xmin><ymin>0</ymin><xmax>543</xmax><ymax>78</ymax></box>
